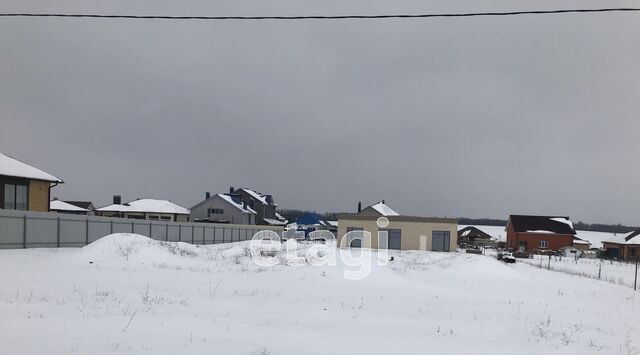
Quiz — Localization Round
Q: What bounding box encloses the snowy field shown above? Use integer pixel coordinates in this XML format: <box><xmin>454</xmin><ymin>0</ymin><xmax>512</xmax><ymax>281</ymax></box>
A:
<box><xmin>1</xmin><ymin>234</ymin><xmax>639</xmax><ymax>355</ymax></box>
<box><xmin>511</xmin><ymin>253</ymin><xmax>639</xmax><ymax>289</ymax></box>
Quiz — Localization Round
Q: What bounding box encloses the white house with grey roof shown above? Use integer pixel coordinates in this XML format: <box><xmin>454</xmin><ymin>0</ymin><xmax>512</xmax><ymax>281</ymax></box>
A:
<box><xmin>190</xmin><ymin>192</ymin><xmax>257</xmax><ymax>224</ymax></box>
<box><xmin>96</xmin><ymin>197</ymin><xmax>190</xmax><ymax>222</ymax></box>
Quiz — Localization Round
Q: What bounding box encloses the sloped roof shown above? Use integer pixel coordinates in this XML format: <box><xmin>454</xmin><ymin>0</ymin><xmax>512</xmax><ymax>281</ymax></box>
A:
<box><xmin>237</xmin><ymin>188</ymin><xmax>276</xmax><ymax>206</ymax></box>
<box><xmin>0</xmin><ymin>153</ymin><xmax>62</xmax><ymax>182</ymax></box>
<box><xmin>457</xmin><ymin>226</ymin><xmax>493</xmax><ymax>240</ymax></box>
<box><xmin>63</xmin><ymin>201</ymin><xmax>94</xmax><ymax>210</ymax></box>
<box><xmin>603</xmin><ymin>230</ymin><xmax>640</xmax><ymax>245</ymax></box>
<box><xmin>508</xmin><ymin>215</ymin><xmax>575</xmax><ymax>235</ymax></box>
<box><xmin>263</xmin><ymin>218</ymin><xmax>286</xmax><ymax>226</ymax></box>
<box><xmin>217</xmin><ymin>194</ymin><xmax>256</xmax><ymax>214</ymax></box>
<box><xmin>50</xmin><ymin>200</ymin><xmax>89</xmax><ymax>212</ymax></box>
<box><xmin>295</xmin><ymin>212</ymin><xmax>326</xmax><ymax>226</ymax></box>
<box><xmin>97</xmin><ymin>199</ymin><xmax>189</xmax><ymax>215</ymax></box>
<box><xmin>369</xmin><ymin>201</ymin><xmax>399</xmax><ymax>216</ymax></box>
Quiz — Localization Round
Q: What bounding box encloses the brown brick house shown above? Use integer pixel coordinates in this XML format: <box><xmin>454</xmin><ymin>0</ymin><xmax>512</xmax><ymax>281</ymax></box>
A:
<box><xmin>506</xmin><ymin>215</ymin><xmax>576</xmax><ymax>253</ymax></box>
<box><xmin>602</xmin><ymin>230</ymin><xmax>640</xmax><ymax>260</ymax></box>
<box><xmin>0</xmin><ymin>152</ymin><xmax>63</xmax><ymax>212</ymax></box>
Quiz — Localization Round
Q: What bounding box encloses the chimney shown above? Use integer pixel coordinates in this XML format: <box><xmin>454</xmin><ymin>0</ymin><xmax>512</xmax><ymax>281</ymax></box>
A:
<box><xmin>205</xmin><ymin>191</ymin><xmax>211</xmax><ymax>199</ymax></box>
<box><xmin>357</xmin><ymin>201</ymin><xmax>362</xmax><ymax>213</ymax></box>
<box><xmin>382</xmin><ymin>200</ymin><xmax>385</xmax><ymax>204</ymax></box>
<box><xmin>243</xmin><ymin>201</ymin><xmax>247</xmax><ymax>209</ymax></box>
<box><xmin>230</xmin><ymin>186</ymin><xmax>235</xmax><ymax>194</ymax></box>
<box><xmin>113</xmin><ymin>195</ymin><xmax>122</xmax><ymax>205</ymax></box>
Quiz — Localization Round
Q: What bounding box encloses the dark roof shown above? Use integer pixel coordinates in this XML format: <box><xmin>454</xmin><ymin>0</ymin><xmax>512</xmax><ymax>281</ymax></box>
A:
<box><xmin>625</xmin><ymin>230</ymin><xmax>640</xmax><ymax>242</ymax></box>
<box><xmin>63</xmin><ymin>201</ymin><xmax>94</xmax><ymax>210</ymax></box>
<box><xmin>508</xmin><ymin>215</ymin><xmax>575</xmax><ymax>235</ymax></box>
<box><xmin>458</xmin><ymin>226</ymin><xmax>493</xmax><ymax>239</ymax></box>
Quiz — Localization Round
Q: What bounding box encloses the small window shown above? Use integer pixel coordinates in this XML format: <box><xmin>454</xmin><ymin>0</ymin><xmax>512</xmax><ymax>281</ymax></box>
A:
<box><xmin>208</xmin><ymin>208</ymin><xmax>223</xmax><ymax>216</ymax></box>
<box><xmin>160</xmin><ymin>216</ymin><xmax>171</xmax><ymax>221</ymax></box>
<box><xmin>539</xmin><ymin>240</ymin><xmax>549</xmax><ymax>249</ymax></box>
<box><xmin>148</xmin><ymin>216</ymin><xmax>159</xmax><ymax>220</ymax></box>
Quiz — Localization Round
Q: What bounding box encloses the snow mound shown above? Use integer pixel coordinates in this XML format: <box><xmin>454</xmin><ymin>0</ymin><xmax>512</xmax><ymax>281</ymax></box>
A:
<box><xmin>81</xmin><ymin>233</ymin><xmax>209</xmax><ymax>264</ymax></box>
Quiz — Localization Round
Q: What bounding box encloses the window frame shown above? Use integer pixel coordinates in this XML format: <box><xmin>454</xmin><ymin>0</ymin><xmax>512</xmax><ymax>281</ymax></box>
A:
<box><xmin>2</xmin><ymin>178</ymin><xmax>29</xmax><ymax>211</ymax></box>
<box><xmin>539</xmin><ymin>240</ymin><xmax>549</xmax><ymax>249</ymax></box>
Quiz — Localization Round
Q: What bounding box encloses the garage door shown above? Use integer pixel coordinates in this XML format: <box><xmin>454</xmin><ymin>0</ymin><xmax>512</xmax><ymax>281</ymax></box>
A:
<box><xmin>387</xmin><ymin>229</ymin><xmax>401</xmax><ymax>250</ymax></box>
<box><xmin>432</xmin><ymin>231</ymin><xmax>450</xmax><ymax>252</ymax></box>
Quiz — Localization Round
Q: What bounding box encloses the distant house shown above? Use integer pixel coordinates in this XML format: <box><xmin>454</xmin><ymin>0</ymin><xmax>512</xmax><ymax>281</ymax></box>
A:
<box><xmin>457</xmin><ymin>226</ymin><xmax>496</xmax><ymax>247</ymax></box>
<box><xmin>50</xmin><ymin>199</ymin><xmax>90</xmax><ymax>215</ymax></box>
<box><xmin>602</xmin><ymin>230</ymin><xmax>640</xmax><ymax>260</ymax></box>
<box><xmin>506</xmin><ymin>215</ymin><xmax>576</xmax><ymax>253</ymax></box>
<box><xmin>294</xmin><ymin>212</ymin><xmax>337</xmax><ymax>235</ymax></box>
<box><xmin>0</xmin><ymin>152</ymin><xmax>63</xmax><ymax>212</ymax></box>
<box><xmin>338</xmin><ymin>201</ymin><xmax>457</xmax><ymax>251</ymax></box>
<box><xmin>572</xmin><ymin>238</ymin><xmax>591</xmax><ymax>250</ymax></box>
<box><xmin>62</xmin><ymin>201</ymin><xmax>96</xmax><ymax>215</ymax></box>
<box><xmin>96</xmin><ymin>196</ymin><xmax>190</xmax><ymax>222</ymax></box>
<box><xmin>228</xmin><ymin>187</ymin><xmax>286</xmax><ymax>226</ymax></box>
<box><xmin>190</xmin><ymin>192</ymin><xmax>257</xmax><ymax>224</ymax></box>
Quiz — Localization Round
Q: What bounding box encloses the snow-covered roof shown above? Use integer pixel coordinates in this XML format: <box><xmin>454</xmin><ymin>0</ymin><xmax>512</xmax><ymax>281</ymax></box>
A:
<box><xmin>573</xmin><ymin>238</ymin><xmax>591</xmax><ymax>245</ymax></box>
<box><xmin>97</xmin><ymin>199</ymin><xmax>189</xmax><ymax>215</ymax></box>
<box><xmin>327</xmin><ymin>221</ymin><xmax>338</xmax><ymax>227</ymax></box>
<box><xmin>239</xmin><ymin>188</ymin><xmax>269</xmax><ymax>204</ymax></box>
<box><xmin>0</xmin><ymin>153</ymin><xmax>62</xmax><ymax>183</ymax></box>
<box><xmin>275</xmin><ymin>212</ymin><xmax>286</xmax><ymax>221</ymax></box>
<box><xmin>217</xmin><ymin>194</ymin><xmax>256</xmax><ymax>214</ymax></box>
<box><xmin>370</xmin><ymin>201</ymin><xmax>399</xmax><ymax>216</ymax></box>
<box><xmin>263</xmin><ymin>218</ymin><xmax>286</xmax><ymax>226</ymax></box>
<box><xmin>50</xmin><ymin>200</ymin><xmax>89</xmax><ymax>212</ymax></box>
<box><xmin>550</xmin><ymin>217</ymin><xmax>574</xmax><ymax>230</ymax></box>
<box><xmin>603</xmin><ymin>230</ymin><xmax>640</xmax><ymax>245</ymax></box>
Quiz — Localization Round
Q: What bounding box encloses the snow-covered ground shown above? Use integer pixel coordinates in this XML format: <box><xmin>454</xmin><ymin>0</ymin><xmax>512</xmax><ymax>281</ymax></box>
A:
<box><xmin>512</xmin><ymin>253</ymin><xmax>639</xmax><ymax>289</ymax></box>
<box><xmin>460</xmin><ymin>225</ymin><xmax>620</xmax><ymax>249</ymax></box>
<box><xmin>1</xmin><ymin>234</ymin><xmax>638</xmax><ymax>355</ymax></box>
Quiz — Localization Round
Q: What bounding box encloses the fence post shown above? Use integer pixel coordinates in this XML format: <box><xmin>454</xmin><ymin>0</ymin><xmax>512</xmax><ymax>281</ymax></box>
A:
<box><xmin>635</xmin><ymin>258</ymin><xmax>638</xmax><ymax>291</ymax></box>
<box><xmin>57</xmin><ymin>217</ymin><xmax>61</xmax><ymax>247</ymax></box>
<box><xmin>131</xmin><ymin>221</ymin><xmax>134</xmax><ymax>233</ymax></box>
<box><xmin>598</xmin><ymin>262</ymin><xmax>602</xmax><ymax>280</ymax></box>
<box><xmin>85</xmin><ymin>218</ymin><xmax>89</xmax><ymax>245</ymax></box>
<box><xmin>179</xmin><ymin>224</ymin><xmax>182</xmax><ymax>241</ymax></box>
<box><xmin>202</xmin><ymin>226</ymin><xmax>205</xmax><ymax>245</ymax></box>
<box><xmin>23</xmin><ymin>214</ymin><xmax>27</xmax><ymax>249</ymax></box>
<box><xmin>222</xmin><ymin>227</ymin><xmax>226</xmax><ymax>243</ymax></box>
<box><xmin>165</xmin><ymin>224</ymin><xmax>169</xmax><ymax>241</ymax></box>
<box><xmin>547</xmin><ymin>254</ymin><xmax>551</xmax><ymax>270</ymax></box>
<box><xmin>149</xmin><ymin>222</ymin><xmax>152</xmax><ymax>238</ymax></box>
<box><xmin>192</xmin><ymin>224</ymin><xmax>195</xmax><ymax>244</ymax></box>
<box><xmin>110</xmin><ymin>220</ymin><xmax>113</xmax><ymax>234</ymax></box>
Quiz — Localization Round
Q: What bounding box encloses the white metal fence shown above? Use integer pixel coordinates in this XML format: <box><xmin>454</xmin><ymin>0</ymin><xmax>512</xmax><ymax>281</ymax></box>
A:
<box><xmin>0</xmin><ymin>209</ymin><xmax>283</xmax><ymax>249</ymax></box>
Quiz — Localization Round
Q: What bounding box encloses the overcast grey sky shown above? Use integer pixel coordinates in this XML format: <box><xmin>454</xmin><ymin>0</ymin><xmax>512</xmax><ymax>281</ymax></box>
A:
<box><xmin>1</xmin><ymin>0</ymin><xmax>639</xmax><ymax>225</ymax></box>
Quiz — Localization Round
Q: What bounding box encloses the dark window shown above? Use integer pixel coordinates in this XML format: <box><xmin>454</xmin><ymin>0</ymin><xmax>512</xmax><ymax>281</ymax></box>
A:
<box><xmin>346</xmin><ymin>227</ymin><xmax>363</xmax><ymax>248</ymax></box>
<box><xmin>208</xmin><ymin>208</ymin><xmax>224</xmax><ymax>216</ymax></box>
<box><xmin>160</xmin><ymin>216</ymin><xmax>171</xmax><ymax>221</ymax></box>
<box><xmin>3</xmin><ymin>183</ymin><xmax>28</xmax><ymax>210</ymax></box>
<box><xmin>432</xmin><ymin>231</ymin><xmax>451</xmax><ymax>252</ymax></box>
<box><xmin>148</xmin><ymin>216</ymin><xmax>159</xmax><ymax>220</ymax></box>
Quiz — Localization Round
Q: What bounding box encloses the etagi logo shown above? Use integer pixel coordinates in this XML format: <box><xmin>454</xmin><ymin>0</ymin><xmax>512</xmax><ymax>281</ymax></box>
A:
<box><xmin>249</xmin><ymin>217</ymin><xmax>391</xmax><ymax>280</ymax></box>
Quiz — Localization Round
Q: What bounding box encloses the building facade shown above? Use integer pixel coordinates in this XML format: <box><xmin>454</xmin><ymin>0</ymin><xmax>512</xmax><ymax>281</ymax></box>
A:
<box><xmin>190</xmin><ymin>193</ymin><xmax>257</xmax><ymax>224</ymax></box>
<box><xmin>337</xmin><ymin>214</ymin><xmax>458</xmax><ymax>252</ymax></box>
<box><xmin>506</xmin><ymin>215</ymin><xmax>576</xmax><ymax>253</ymax></box>
<box><xmin>0</xmin><ymin>153</ymin><xmax>63</xmax><ymax>212</ymax></box>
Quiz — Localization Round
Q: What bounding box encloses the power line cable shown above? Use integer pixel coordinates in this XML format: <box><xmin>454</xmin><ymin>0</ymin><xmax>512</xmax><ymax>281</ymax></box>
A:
<box><xmin>0</xmin><ymin>8</ymin><xmax>639</xmax><ymax>21</ymax></box>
